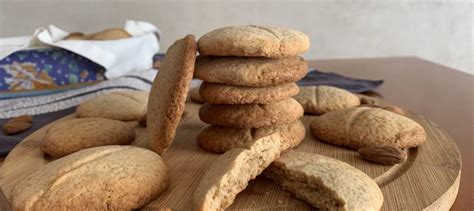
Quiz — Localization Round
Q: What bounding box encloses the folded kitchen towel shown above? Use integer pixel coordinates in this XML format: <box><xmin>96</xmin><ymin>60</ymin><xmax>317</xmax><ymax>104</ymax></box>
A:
<box><xmin>0</xmin><ymin>20</ymin><xmax>161</xmax><ymax>79</ymax></box>
<box><xmin>297</xmin><ymin>69</ymin><xmax>384</xmax><ymax>93</ymax></box>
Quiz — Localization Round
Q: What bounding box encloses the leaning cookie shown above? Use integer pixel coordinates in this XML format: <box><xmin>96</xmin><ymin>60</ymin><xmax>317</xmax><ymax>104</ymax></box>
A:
<box><xmin>310</xmin><ymin>107</ymin><xmax>426</xmax><ymax>149</ymax></box>
<box><xmin>12</xmin><ymin>146</ymin><xmax>168</xmax><ymax>210</ymax></box>
<box><xmin>41</xmin><ymin>118</ymin><xmax>135</xmax><ymax>158</ymax></box>
<box><xmin>199</xmin><ymin>82</ymin><xmax>299</xmax><ymax>104</ymax></box>
<box><xmin>193</xmin><ymin>133</ymin><xmax>284</xmax><ymax>210</ymax></box>
<box><xmin>294</xmin><ymin>86</ymin><xmax>360</xmax><ymax>115</ymax></box>
<box><xmin>76</xmin><ymin>90</ymin><xmax>148</xmax><ymax>121</ymax></box>
<box><xmin>199</xmin><ymin>98</ymin><xmax>303</xmax><ymax>128</ymax></box>
<box><xmin>197</xmin><ymin>120</ymin><xmax>305</xmax><ymax>153</ymax></box>
<box><xmin>147</xmin><ymin>35</ymin><xmax>197</xmax><ymax>155</ymax></box>
<box><xmin>198</xmin><ymin>25</ymin><xmax>310</xmax><ymax>58</ymax></box>
<box><xmin>264</xmin><ymin>151</ymin><xmax>383</xmax><ymax>210</ymax></box>
<box><xmin>195</xmin><ymin>56</ymin><xmax>308</xmax><ymax>87</ymax></box>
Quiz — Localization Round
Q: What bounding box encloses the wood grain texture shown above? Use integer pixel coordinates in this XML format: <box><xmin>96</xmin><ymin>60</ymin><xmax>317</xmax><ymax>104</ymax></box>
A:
<box><xmin>0</xmin><ymin>99</ymin><xmax>461</xmax><ymax>210</ymax></box>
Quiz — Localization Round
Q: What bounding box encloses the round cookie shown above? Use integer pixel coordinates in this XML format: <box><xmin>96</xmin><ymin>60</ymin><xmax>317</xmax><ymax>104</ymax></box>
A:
<box><xmin>76</xmin><ymin>90</ymin><xmax>148</xmax><ymax>121</ymax></box>
<box><xmin>198</xmin><ymin>25</ymin><xmax>310</xmax><ymax>58</ymax></box>
<box><xmin>294</xmin><ymin>85</ymin><xmax>360</xmax><ymax>115</ymax></box>
<box><xmin>199</xmin><ymin>98</ymin><xmax>303</xmax><ymax>128</ymax></box>
<box><xmin>40</xmin><ymin>118</ymin><xmax>135</xmax><ymax>158</ymax></box>
<box><xmin>189</xmin><ymin>85</ymin><xmax>204</xmax><ymax>103</ymax></box>
<box><xmin>195</xmin><ymin>56</ymin><xmax>307</xmax><ymax>87</ymax></box>
<box><xmin>310</xmin><ymin>107</ymin><xmax>426</xmax><ymax>149</ymax></box>
<box><xmin>147</xmin><ymin>35</ymin><xmax>197</xmax><ymax>155</ymax></box>
<box><xmin>197</xmin><ymin>120</ymin><xmax>305</xmax><ymax>153</ymax></box>
<box><xmin>12</xmin><ymin>146</ymin><xmax>168</xmax><ymax>210</ymax></box>
<box><xmin>199</xmin><ymin>82</ymin><xmax>299</xmax><ymax>104</ymax></box>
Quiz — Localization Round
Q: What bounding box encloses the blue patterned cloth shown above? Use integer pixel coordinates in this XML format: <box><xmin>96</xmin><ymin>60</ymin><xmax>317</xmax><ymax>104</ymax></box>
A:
<box><xmin>0</xmin><ymin>48</ymin><xmax>105</xmax><ymax>98</ymax></box>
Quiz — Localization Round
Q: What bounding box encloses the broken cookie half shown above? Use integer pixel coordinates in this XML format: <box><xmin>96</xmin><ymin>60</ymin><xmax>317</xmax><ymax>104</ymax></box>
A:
<box><xmin>193</xmin><ymin>133</ymin><xmax>284</xmax><ymax>210</ymax></box>
<box><xmin>264</xmin><ymin>150</ymin><xmax>383</xmax><ymax>210</ymax></box>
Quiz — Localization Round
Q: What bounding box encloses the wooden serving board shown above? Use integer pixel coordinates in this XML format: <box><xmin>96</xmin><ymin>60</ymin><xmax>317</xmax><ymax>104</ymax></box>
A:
<box><xmin>0</xmin><ymin>100</ymin><xmax>461</xmax><ymax>210</ymax></box>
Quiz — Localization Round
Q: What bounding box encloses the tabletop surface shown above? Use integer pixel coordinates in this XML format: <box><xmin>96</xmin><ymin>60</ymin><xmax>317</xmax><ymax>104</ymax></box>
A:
<box><xmin>0</xmin><ymin>56</ymin><xmax>472</xmax><ymax>210</ymax></box>
<box><xmin>310</xmin><ymin>57</ymin><xmax>473</xmax><ymax>210</ymax></box>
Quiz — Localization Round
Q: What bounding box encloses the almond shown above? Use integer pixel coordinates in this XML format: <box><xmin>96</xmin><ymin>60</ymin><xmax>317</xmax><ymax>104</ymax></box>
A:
<box><xmin>9</xmin><ymin>115</ymin><xmax>33</xmax><ymax>123</ymax></box>
<box><xmin>358</xmin><ymin>146</ymin><xmax>407</xmax><ymax>165</ymax></box>
<box><xmin>3</xmin><ymin>121</ymin><xmax>32</xmax><ymax>135</ymax></box>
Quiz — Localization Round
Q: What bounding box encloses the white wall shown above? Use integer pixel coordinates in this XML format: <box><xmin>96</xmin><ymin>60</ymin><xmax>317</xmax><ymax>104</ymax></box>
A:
<box><xmin>0</xmin><ymin>0</ymin><xmax>472</xmax><ymax>74</ymax></box>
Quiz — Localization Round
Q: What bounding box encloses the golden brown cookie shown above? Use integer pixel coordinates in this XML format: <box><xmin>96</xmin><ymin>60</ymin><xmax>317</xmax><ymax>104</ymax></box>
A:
<box><xmin>147</xmin><ymin>35</ymin><xmax>197</xmax><ymax>155</ymax></box>
<box><xmin>198</xmin><ymin>25</ymin><xmax>310</xmax><ymax>58</ymax></box>
<box><xmin>264</xmin><ymin>151</ymin><xmax>383</xmax><ymax>210</ymax></box>
<box><xmin>199</xmin><ymin>98</ymin><xmax>303</xmax><ymax>128</ymax></box>
<box><xmin>194</xmin><ymin>56</ymin><xmax>307</xmax><ymax>86</ymax></box>
<box><xmin>40</xmin><ymin>118</ymin><xmax>135</xmax><ymax>158</ymax></box>
<box><xmin>12</xmin><ymin>146</ymin><xmax>168</xmax><ymax>210</ymax></box>
<box><xmin>197</xmin><ymin>120</ymin><xmax>305</xmax><ymax>153</ymax></box>
<box><xmin>310</xmin><ymin>107</ymin><xmax>426</xmax><ymax>149</ymax></box>
<box><xmin>189</xmin><ymin>85</ymin><xmax>204</xmax><ymax>103</ymax></box>
<box><xmin>294</xmin><ymin>85</ymin><xmax>360</xmax><ymax>115</ymax></box>
<box><xmin>199</xmin><ymin>82</ymin><xmax>299</xmax><ymax>104</ymax></box>
<box><xmin>90</xmin><ymin>28</ymin><xmax>131</xmax><ymax>40</ymax></box>
<box><xmin>193</xmin><ymin>133</ymin><xmax>284</xmax><ymax>210</ymax></box>
<box><xmin>76</xmin><ymin>90</ymin><xmax>148</xmax><ymax>121</ymax></box>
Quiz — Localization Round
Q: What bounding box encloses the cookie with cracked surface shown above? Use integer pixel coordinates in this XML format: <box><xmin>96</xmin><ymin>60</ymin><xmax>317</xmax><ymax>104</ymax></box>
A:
<box><xmin>194</xmin><ymin>55</ymin><xmax>307</xmax><ymax>87</ymax></box>
<box><xmin>198</xmin><ymin>25</ymin><xmax>309</xmax><ymax>58</ymax></box>
<box><xmin>193</xmin><ymin>133</ymin><xmax>285</xmax><ymax>210</ymax></box>
<box><xmin>76</xmin><ymin>90</ymin><xmax>148</xmax><ymax>121</ymax></box>
<box><xmin>199</xmin><ymin>98</ymin><xmax>303</xmax><ymax>128</ymax></box>
<box><xmin>147</xmin><ymin>35</ymin><xmax>197</xmax><ymax>155</ymax></box>
<box><xmin>197</xmin><ymin>120</ymin><xmax>305</xmax><ymax>153</ymax></box>
<box><xmin>310</xmin><ymin>107</ymin><xmax>426</xmax><ymax>149</ymax></box>
<box><xmin>199</xmin><ymin>82</ymin><xmax>299</xmax><ymax>104</ymax></box>
<box><xmin>264</xmin><ymin>150</ymin><xmax>383</xmax><ymax>210</ymax></box>
<box><xmin>41</xmin><ymin>118</ymin><xmax>135</xmax><ymax>158</ymax></box>
<box><xmin>294</xmin><ymin>85</ymin><xmax>360</xmax><ymax>115</ymax></box>
<box><xmin>12</xmin><ymin>146</ymin><xmax>168</xmax><ymax>210</ymax></box>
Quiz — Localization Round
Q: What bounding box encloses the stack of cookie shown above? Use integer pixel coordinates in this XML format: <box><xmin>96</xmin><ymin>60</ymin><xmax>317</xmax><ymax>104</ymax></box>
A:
<box><xmin>194</xmin><ymin>25</ymin><xmax>309</xmax><ymax>153</ymax></box>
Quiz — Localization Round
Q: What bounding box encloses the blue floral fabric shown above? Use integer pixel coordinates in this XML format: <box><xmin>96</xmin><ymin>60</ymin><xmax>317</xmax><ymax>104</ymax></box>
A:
<box><xmin>0</xmin><ymin>48</ymin><xmax>105</xmax><ymax>92</ymax></box>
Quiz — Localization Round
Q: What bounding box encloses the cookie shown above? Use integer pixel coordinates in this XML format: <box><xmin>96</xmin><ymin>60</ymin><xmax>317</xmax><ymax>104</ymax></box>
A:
<box><xmin>76</xmin><ymin>90</ymin><xmax>148</xmax><ymax>121</ymax></box>
<box><xmin>12</xmin><ymin>146</ymin><xmax>168</xmax><ymax>210</ymax></box>
<box><xmin>40</xmin><ymin>118</ymin><xmax>135</xmax><ymax>158</ymax></box>
<box><xmin>90</xmin><ymin>28</ymin><xmax>131</xmax><ymax>40</ymax></box>
<box><xmin>147</xmin><ymin>35</ymin><xmax>197</xmax><ymax>155</ymax></box>
<box><xmin>197</xmin><ymin>120</ymin><xmax>305</xmax><ymax>153</ymax></box>
<box><xmin>198</xmin><ymin>25</ymin><xmax>310</xmax><ymax>58</ymax></box>
<box><xmin>194</xmin><ymin>56</ymin><xmax>307</xmax><ymax>87</ymax></box>
<box><xmin>199</xmin><ymin>98</ymin><xmax>303</xmax><ymax>128</ymax></box>
<box><xmin>294</xmin><ymin>86</ymin><xmax>360</xmax><ymax>115</ymax></box>
<box><xmin>189</xmin><ymin>85</ymin><xmax>204</xmax><ymax>103</ymax></box>
<box><xmin>264</xmin><ymin>151</ymin><xmax>383</xmax><ymax>210</ymax></box>
<box><xmin>193</xmin><ymin>133</ymin><xmax>284</xmax><ymax>210</ymax></box>
<box><xmin>310</xmin><ymin>107</ymin><xmax>426</xmax><ymax>149</ymax></box>
<box><xmin>199</xmin><ymin>82</ymin><xmax>299</xmax><ymax>104</ymax></box>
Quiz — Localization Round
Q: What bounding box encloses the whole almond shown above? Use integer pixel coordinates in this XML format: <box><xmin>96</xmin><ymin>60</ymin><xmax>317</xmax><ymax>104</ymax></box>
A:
<box><xmin>9</xmin><ymin>115</ymin><xmax>33</xmax><ymax>123</ymax></box>
<box><xmin>358</xmin><ymin>146</ymin><xmax>407</xmax><ymax>165</ymax></box>
<box><xmin>3</xmin><ymin>121</ymin><xmax>32</xmax><ymax>135</ymax></box>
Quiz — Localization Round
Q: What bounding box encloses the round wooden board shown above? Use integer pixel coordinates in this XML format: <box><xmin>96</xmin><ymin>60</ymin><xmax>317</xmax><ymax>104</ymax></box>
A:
<box><xmin>0</xmin><ymin>100</ymin><xmax>461</xmax><ymax>210</ymax></box>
